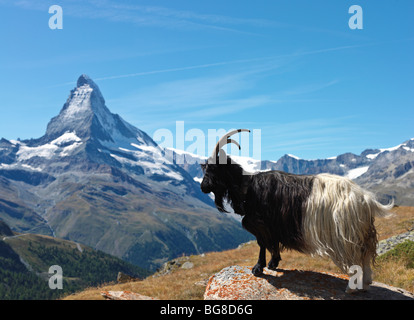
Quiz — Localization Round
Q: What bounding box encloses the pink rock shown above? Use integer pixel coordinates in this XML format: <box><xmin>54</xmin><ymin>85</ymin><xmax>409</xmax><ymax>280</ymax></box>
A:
<box><xmin>204</xmin><ymin>266</ymin><xmax>414</xmax><ymax>300</ymax></box>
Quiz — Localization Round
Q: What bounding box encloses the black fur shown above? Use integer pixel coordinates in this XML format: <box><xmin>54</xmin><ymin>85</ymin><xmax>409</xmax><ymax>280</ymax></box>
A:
<box><xmin>201</xmin><ymin>154</ymin><xmax>315</xmax><ymax>276</ymax></box>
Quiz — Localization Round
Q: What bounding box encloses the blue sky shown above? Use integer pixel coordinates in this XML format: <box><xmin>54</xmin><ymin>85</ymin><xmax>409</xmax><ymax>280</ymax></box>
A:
<box><xmin>0</xmin><ymin>0</ymin><xmax>413</xmax><ymax>161</ymax></box>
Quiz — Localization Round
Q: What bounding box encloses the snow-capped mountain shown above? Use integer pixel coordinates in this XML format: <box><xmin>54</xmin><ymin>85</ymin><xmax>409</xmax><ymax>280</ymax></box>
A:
<box><xmin>0</xmin><ymin>75</ymin><xmax>252</xmax><ymax>271</ymax></box>
<box><xmin>355</xmin><ymin>138</ymin><xmax>414</xmax><ymax>205</ymax></box>
<box><xmin>43</xmin><ymin>75</ymin><xmax>160</xmax><ymax>155</ymax></box>
<box><xmin>273</xmin><ymin>139</ymin><xmax>414</xmax><ymax>204</ymax></box>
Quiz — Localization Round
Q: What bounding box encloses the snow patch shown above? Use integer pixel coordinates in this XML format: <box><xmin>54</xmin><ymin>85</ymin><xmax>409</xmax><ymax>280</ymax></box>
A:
<box><xmin>380</xmin><ymin>144</ymin><xmax>404</xmax><ymax>153</ymax></box>
<box><xmin>16</xmin><ymin>132</ymin><xmax>82</xmax><ymax>160</ymax></box>
<box><xmin>0</xmin><ymin>163</ymin><xmax>42</xmax><ymax>172</ymax></box>
<box><xmin>51</xmin><ymin>132</ymin><xmax>81</xmax><ymax>146</ymax></box>
<box><xmin>166</xmin><ymin>147</ymin><xmax>207</xmax><ymax>159</ymax></box>
<box><xmin>366</xmin><ymin>153</ymin><xmax>379</xmax><ymax>160</ymax></box>
<box><xmin>109</xmin><ymin>153</ymin><xmax>183</xmax><ymax>181</ymax></box>
<box><xmin>403</xmin><ymin>146</ymin><xmax>414</xmax><ymax>152</ymax></box>
<box><xmin>346</xmin><ymin>166</ymin><xmax>369</xmax><ymax>179</ymax></box>
<box><xmin>131</xmin><ymin>143</ymin><xmax>161</xmax><ymax>155</ymax></box>
<box><xmin>62</xmin><ymin>85</ymin><xmax>93</xmax><ymax>119</ymax></box>
<box><xmin>365</xmin><ymin>140</ymin><xmax>414</xmax><ymax>160</ymax></box>
<box><xmin>287</xmin><ymin>154</ymin><xmax>300</xmax><ymax>160</ymax></box>
<box><xmin>193</xmin><ymin>177</ymin><xmax>203</xmax><ymax>184</ymax></box>
<box><xmin>230</xmin><ymin>155</ymin><xmax>263</xmax><ymax>173</ymax></box>
<box><xmin>9</xmin><ymin>140</ymin><xmax>22</xmax><ymax>146</ymax></box>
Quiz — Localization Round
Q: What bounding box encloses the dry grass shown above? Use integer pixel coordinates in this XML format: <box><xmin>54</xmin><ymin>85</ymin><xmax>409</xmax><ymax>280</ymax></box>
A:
<box><xmin>375</xmin><ymin>256</ymin><xmax>414</xmax><ymax>293</ymax></box>
<box><xmin>64</xmin><ymin>206</ymin><xmax>414</xmax><ymax>300</ymax></box>
<box><xmin>375</xmin><ymin>206</ymin><xmax>414</xmax><ymax>240</ymax></box>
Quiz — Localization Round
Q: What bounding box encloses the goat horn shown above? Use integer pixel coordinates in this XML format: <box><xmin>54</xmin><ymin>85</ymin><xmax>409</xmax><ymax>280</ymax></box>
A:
<box><xmin>211</xmin><ymin>129</ymin><xmax>250</xmax><ymax>159</ymax></box>
<box><xmin>227</xmin><ymin>139</ymin><xmax>241</xmax><ymax>150</ymax></box>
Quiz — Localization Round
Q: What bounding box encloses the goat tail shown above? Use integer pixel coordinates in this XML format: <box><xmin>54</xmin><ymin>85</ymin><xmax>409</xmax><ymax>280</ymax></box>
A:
<box><xmin>363</xmin><ymin>190</ymin><xmax>394</xmax><ymax>218</ymax></box>
<box><xmin>302</xmin><ymin>173</ymin><xmax>393</xmax><ymax>273</ymax></box>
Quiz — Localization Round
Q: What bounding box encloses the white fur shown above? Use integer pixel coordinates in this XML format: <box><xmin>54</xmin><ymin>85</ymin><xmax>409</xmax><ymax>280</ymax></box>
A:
<box><xmin>302</xmin><ymin>174</ymin><xmax>392</xmax><ymax>291</ymax></box>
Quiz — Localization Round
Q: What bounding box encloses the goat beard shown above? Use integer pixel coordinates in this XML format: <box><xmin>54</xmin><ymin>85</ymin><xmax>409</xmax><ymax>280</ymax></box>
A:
<box><xmin>213</xmin><ymin>187</ymin><xmax>229</xmax><ymax>213</ymax></box>
<box><xmin>213</xmin><ymin>185</ymin><xmax>245</xmax><ymax>214</ymax></box>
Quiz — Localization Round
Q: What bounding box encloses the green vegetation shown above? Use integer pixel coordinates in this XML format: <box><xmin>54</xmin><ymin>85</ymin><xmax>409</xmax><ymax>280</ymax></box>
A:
<box><xmin>378</xmin><ymin>240</ymin><xmax>414</xmax><ymax>269</ymax></box>
<box><xmin>0</xmin><ymin>241</ymin><xmax>55</xmax><ymax>300</ymax></box>
<box><xmin>0</xmin><ymin>232</ymin><xmax>150</xmax><ymax>300</ymax></box>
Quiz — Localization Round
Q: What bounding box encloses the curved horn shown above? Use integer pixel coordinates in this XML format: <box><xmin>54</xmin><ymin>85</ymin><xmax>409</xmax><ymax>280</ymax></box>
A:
<box><xmin>226</xmin><ymin>139</ymin><xmax>241</xmax><ymax>150</ymax></box>
<box><xmin>210</xmin><ymin>129</ymin><xmax>250</xmax><ymax>159</ymax></box>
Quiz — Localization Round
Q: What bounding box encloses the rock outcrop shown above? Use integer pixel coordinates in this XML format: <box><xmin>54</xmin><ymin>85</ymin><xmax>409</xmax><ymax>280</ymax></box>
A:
<box><xmin>117</xmin><ymin>272</ymin><xmax>141</xmax><ymax>283</ymax></box>
<box><xmin>101</xmin><ymin>291</ymin><xmax>158</xmax><ymax>300</ymax></box>
<box><xmin>204</xmin><ymin>265</ymin><xmax>414</xmax><ymax>300</ymax></box>
<box><xmin>377</xmin><ymin>230</ymin><xmax>414</xmax><ymax>255</ymax></box>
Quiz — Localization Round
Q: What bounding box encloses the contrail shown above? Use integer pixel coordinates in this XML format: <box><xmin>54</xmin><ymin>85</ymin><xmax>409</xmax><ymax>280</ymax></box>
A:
<box><xmin>52</xmin><ymin>39</ymin><xmax>412</xmax><ymax>87</ymax></box>
<box><xmin>93</xmin><ymin>58</ymin><xmax>266</xmax><ymax>81</ymax></box>
<box><xmin>91</xmin><ymin>42</ymin><xmax>384</xmax><ymax>82</ymax></box>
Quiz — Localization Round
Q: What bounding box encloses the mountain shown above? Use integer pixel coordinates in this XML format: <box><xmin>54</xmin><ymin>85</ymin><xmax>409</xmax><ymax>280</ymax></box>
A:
<box><xmin>354</xmin><ymin>139</ymin><xmax>414</xmax><ymax>205</ymax></box>
<box><xmin>172</xmin><ymin>138</ymin><xmax>414</xmax><ymax>206</ymax></box>
<box><xmin>0</xmin><ymin>220</ymin><xmax>148</xmax><ymax>300</ymax></box>
<box><xmin>0</xmin><ymin>75</ymin><xmax>253</xmax><ymax>271</ymax></box>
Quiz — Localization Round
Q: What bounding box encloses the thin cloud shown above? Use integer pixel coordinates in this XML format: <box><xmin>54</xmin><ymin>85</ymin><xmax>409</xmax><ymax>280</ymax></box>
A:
<box><xmin>2</xmin><ymin>0</ymin><xmax>269</xmax><ymax>35</ymax></box>
<box><xmin>281</xmin><ymin>80</ymin><xmax>340</xmax><ymax>96</ymax></box>
<box><xmin>54</xmin><ymin>43</ymin><xmax>365</xmax><ymax>87</ymax></box>
<box><xmin>51</xmin><ymin>55</ymin><xmax>281</xmax><ymax>87</ymax></box>
<box><xmin>94</xmin><ymin>58</ymin><xmax>269</xmax><ymax>81</ymax></box>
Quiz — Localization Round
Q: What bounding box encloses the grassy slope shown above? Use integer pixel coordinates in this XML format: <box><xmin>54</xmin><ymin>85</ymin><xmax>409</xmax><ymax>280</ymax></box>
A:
<box><xmin>2</xmin><ymin>233</ymin><xmax>150</xmax><ymax>299</ymax></box>
<box><xmin>65</xmin><ymin>206</ymin><xmax>414</xmax><ymax>300</ymax></box>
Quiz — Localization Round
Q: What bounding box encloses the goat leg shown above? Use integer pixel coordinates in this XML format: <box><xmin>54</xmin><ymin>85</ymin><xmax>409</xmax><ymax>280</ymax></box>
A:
<box><xmin>267</xmin><ymin>251</ymin><xmax>281</xmax><ymax>271</ymax></box>
<box><xmin>252</xmin><ymin>244</ymin><xmax>266</xmax><ymax>276</ymax></box>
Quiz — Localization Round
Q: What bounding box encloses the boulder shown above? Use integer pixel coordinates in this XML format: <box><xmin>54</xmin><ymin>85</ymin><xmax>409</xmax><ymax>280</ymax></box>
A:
<box><xmin>181</xmin><ymin>261</ymin><xmax>194</xmax><ymax>269</ymax></box>
<box><xmin>117</xmin><ymin>272</ymin><xmax>141</xmax><ymax>283</ymax></box>
<box><xmin>204</xmin><ymin>265</ymin><xmax>414</xmax><ymax>300</ymax></box>
<box><xmin>101</xmin><ymin>291</ymin><xmax>158</xmax><ymax>300</ymax></box>
<box><xmin>155</xmin><ymin>256</ymin><xmax>191</xmax><ymax>277</ymax></box>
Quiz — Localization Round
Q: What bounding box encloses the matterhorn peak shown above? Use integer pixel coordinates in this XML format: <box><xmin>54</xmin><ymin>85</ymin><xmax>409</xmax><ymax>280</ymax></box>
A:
<box><xmin>75</xmin><ymin>74</ymin><xmax>103</xmax><ymax>99</ymax></box>
<box><xmin>35</xmin><ymin>75</ymin><xmax>156</xmax><ymax>149</ymax></box>
<box><xmin>77</xmin><ymin>74</ymin><xmax>95</xmax><ymax>87</ymax></box>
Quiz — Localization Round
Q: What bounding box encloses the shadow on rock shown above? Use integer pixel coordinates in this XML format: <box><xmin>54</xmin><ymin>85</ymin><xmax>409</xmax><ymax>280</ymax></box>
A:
<box><xmin>204</xmin><ymin>266</ymin><xmax>414</xmax><ymax>300</ymax></box>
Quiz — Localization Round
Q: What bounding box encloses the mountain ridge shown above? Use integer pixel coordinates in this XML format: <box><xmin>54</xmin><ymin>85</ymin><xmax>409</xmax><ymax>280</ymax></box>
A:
<box><xmin>169</xmin><ymin>137</ymin><xmax>414</xmax><ymax>206</ymax></box>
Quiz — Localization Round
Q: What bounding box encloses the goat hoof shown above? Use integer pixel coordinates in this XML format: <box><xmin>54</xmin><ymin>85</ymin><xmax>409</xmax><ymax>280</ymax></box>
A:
<box><xmin>345</xmin><ymin>287</ymin><xmax>356</xmax><ymax>294</ymax></box>
<box><xmin>267</xmin><ymin>259</ymin><xmax>280</xmax><ymax>271</ymax></box>
<box><xmin>252</xmin><ymin>264</ymin><xmax>264</xmax><ymax>276</ymax></box>
<box><xmin>362</xmin><ymin>283</ymin><xmax>371</xmax><ymax>291</ymax></box>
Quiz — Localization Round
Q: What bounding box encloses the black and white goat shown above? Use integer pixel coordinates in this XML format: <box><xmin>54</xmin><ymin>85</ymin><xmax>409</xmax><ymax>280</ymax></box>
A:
<box><xmin>200</xmin><ymin>129</ymin><xmax>392</xmax><ymax>293</ymax></box>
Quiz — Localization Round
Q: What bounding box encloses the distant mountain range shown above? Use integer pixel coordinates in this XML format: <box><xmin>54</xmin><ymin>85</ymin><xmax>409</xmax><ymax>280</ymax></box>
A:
<box><xmin>0</xmin><ymin>75</ymin><xmax>252</xmax><ymax>271</ymax></box>
<box><xmin>0</xmin><ymin>74</ymin><xmax>412</xmax><ymax>273</ymax></box>
<box><xmin>173</xmin><ymin>138</ymin><xmax>414</xmax><ymax>207</ymax></box>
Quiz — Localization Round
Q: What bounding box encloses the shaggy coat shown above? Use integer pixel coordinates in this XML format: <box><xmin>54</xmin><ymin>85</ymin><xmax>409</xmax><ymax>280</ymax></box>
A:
<box><xmin>201</xmin><ymin>155</ymin><xmax>392</xmax><ymax>292</ymax></box>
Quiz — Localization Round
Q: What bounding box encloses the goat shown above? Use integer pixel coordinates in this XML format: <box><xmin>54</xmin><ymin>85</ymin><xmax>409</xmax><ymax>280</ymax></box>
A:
<box><xmin>200</xmin><ymin>129</ymin><xmax>392</xmax><ymax>293</ymax></box>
